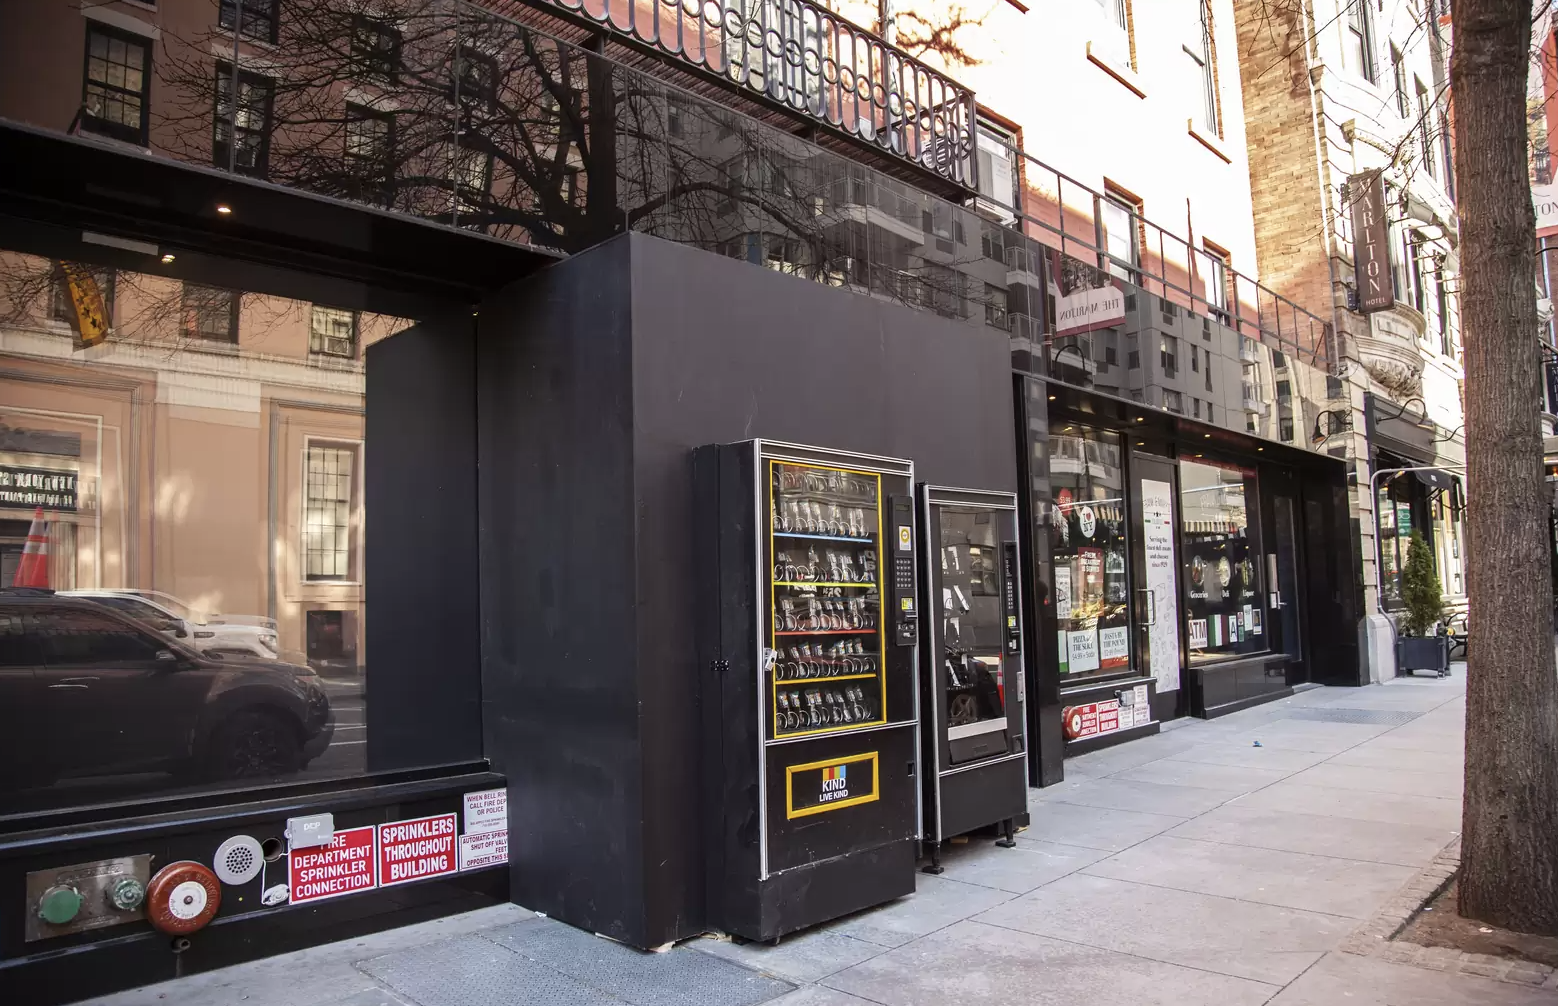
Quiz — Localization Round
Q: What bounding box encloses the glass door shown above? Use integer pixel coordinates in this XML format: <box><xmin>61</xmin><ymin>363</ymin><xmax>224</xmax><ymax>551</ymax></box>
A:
<box><xmin>1130</xmin><ymin>454</ymin><xmax>1182</xmax><ymax>714</ymax></box>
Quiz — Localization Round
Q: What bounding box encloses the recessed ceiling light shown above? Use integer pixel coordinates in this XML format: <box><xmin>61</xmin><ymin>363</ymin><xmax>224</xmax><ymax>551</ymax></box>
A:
<box><xmin>160</xmin><ymin>253</ymin><xmax>175</xmax><ymax>263</ymax></box>
<box><xmin>1204</xmin><ymin>433</ymin><xmax>1211</xmax><ymax>438</ymax></box>
<box><xmin>1048</xmin><ymin>395</ymin><xmax>1057</xmax><ymax>401</ymax></box>
<box><xmin>216</xmin><ymin>204</ymin><xmax>233</xmax><ymax>215</ymax></box>
<box><xmin>1136</xmin><ymin>417</ymin><xmax>1145</xmax><ymax>423</ymax></box>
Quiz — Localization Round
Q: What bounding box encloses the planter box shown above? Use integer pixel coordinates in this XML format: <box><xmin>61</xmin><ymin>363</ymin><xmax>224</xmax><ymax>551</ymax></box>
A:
<box><xmin>1397</xmin><ymin>635</ymin><xmax>1450</xmax><ymax>676</ymax></box>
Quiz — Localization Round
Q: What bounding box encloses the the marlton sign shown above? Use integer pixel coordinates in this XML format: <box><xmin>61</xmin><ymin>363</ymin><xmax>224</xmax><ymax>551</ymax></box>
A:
<box><xmin>1350</xmin><ymin>170</ymin><xmax>1395</xmax><ymax>314</ymax></box>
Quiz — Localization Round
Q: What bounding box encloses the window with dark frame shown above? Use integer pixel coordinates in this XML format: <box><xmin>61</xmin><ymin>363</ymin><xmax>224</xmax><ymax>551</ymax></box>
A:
<box><xmin>352</xmin><ymin>15</ymin><xmax>402</xmax><ymax>84</ymax></box>
<box><xmin>984</xmin><ymin>282</ymin><xmax>1009</xmax><ymax>329</ymax></box>
<box><xmin>219</xmin><ymin>0</ymin><xmax>279</xmax><ymax>45</ymax></box>
<box><xmin>452</xmin><ymin>47</ymin><xmax>498</xmax><ymax>108</ymax></box>
<box><xmin>1201</xmin><ymin>243</ymin><xmax>1232</xmax><ymax>319</ymax></box>
<box><xmin>51</xmin><ymin>265</ymin><xmax>116</xmax><ymax>329</ymax></box>
<box><xmin>82</xmin><ymin>24</ymin><xmax>151</xmax><ymax>145</ymax></box>
<box><xmin>309</xmin><ymin>306</ymin><xmax>357</xmax><ymax>358</ymax></box>
<box><xmin>181</xmin><ymin>283</ymin><xmax>239</xmax><ymax>343</ymax></box>
<box><xmin>1436</xmin><ymin>258</ymin><xmax>1452</xmax><ymax>357</ymax></box>
<box><xmin>213</xmin><ymin>64</ymin><xmax>274</xmax><ymax>176</ymax></box>
<box><xmin>345</xmin><ymin>103</ymin><xmax>395</xmax><ymax>202</ymax></box>
<box><xmin>303</xmin><ymin>443</ymin><xmax>359</xmax><ymax>581</ymax></box>
<box><xmin>1346</xmin><ymin>0</ymin><xmax>1377</xmax><ymax>83</ymax></box>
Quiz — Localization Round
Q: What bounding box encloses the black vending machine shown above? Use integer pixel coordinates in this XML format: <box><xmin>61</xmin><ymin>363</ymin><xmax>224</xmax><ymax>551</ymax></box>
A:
<box><xmin>916</xmin><ymin>486</ymin><xmax>1027</xmax><ymax>873</ymax></box>
<box><xmin>694</xmin><ymin>440</ymin><xmax>920</xmax><ymax>942</ymax></box>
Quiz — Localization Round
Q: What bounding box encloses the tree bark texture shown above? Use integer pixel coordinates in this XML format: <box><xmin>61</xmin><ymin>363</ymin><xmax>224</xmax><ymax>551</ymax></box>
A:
<box><xmin>1453</xmin><ymin>0</ymin><xmax>1558</xmax><ymax>934</ymax></box>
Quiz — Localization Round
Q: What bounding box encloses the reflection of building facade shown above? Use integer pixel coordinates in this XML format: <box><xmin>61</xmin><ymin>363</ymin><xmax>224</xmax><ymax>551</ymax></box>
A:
<box><xmin>0</xmin><ymin>0</ymin><xmax>1370</xmax><ymax>999</ymax></box>
<box><xmin>1234</xmin><ymin>0</ymin><xmax>1465</xmax><ymax>679</ymax></box>
<box><xmin>0</xmin><ymin>254</ymin><xmax>382</xmax><ymax>670</ymax></box>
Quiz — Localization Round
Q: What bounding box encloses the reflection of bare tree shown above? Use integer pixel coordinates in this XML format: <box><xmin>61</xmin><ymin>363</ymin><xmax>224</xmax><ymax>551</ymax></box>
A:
<box><xmin>145</xmin><ymin>0</ymin><xmax>997</xmax><ymax>319</ymax></box>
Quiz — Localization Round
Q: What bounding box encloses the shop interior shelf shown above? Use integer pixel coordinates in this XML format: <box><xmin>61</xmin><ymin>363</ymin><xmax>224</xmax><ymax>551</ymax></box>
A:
<box><xmin>773</xmin><ymin>532</ymin><xmax>874</xmax><ymax>543</ymax></box>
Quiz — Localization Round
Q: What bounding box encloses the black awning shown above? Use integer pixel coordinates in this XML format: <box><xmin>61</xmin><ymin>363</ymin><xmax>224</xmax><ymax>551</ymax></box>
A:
<box><xmin>0</xmin><ymin>118</ymin><xmax>561</xmax><ymax>303</ymax></box>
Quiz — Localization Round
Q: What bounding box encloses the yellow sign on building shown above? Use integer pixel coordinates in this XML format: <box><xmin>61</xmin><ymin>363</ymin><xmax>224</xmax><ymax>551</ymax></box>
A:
<box><xmin>57</xmin><ymin>261</ymin><xmax>109</xmax><ymax>347</ymax></box>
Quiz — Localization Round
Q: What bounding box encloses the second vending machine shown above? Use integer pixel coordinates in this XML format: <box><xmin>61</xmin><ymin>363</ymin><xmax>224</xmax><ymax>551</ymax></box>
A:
<box><xmin>695</xmin><ymin>440</ymin><xmax>920</xmax><ymax>942</ymax></box>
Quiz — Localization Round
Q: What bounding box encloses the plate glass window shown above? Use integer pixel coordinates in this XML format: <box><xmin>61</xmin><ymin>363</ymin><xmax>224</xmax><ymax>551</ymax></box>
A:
<box><xmin>1049</xmin><ymin>426</ymin><xmax>1131</xmax><ymax>678</ymax></box>
<box><xmin>1179</xmin><ymin>459</ymin><xmax>1264</xmax><ymax>662</ymax></box>
<box><xmin>935</xmin><ymin>507</ymin><xmax>1007</xmax><ymax>737</ymax></box>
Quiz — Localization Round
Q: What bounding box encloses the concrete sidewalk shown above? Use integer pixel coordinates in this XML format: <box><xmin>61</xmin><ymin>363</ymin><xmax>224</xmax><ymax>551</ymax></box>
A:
<box><xmin>82</xmin><ymin>673</ymin><xmax>1558</xmax><ymax>1006</ymax></box>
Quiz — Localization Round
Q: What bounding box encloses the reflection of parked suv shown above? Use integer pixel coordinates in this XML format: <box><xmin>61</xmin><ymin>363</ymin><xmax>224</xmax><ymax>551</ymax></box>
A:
<box><xmin>0</xmin><ymin>589</ymin><xmax>333</xmax><ymax>787</ymax></box>
<box><xmin>61</xmin><ymin>590</ymin><xmax>279</xmax><ymax>660</ymax></box>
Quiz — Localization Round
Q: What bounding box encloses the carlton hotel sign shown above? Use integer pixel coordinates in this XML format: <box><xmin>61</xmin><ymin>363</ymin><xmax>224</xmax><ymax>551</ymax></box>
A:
<box><xmin>1349</xmin><ymin>170</ymin><xmax>1395</xmax><ymax>314</ymax></box>
<box><xmin>0</xmin><ymin>465</ymin><xmax>78</xmax><ymax>511</ymax></box>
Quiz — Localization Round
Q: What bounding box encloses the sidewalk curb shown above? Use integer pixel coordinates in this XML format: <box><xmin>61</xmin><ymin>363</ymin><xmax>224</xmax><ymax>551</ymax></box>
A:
<box><xmin>1341</xmin><ymin>837</ymin><xmax>1558</xmax><ymax>989</ymax></box>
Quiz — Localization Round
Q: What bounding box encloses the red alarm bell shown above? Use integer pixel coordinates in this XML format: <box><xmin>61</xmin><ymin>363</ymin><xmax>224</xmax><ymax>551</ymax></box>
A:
<box><xmin>145</xmin><ymin>861</ymin><xmax>222</xmax><ymax>935</ymax></box>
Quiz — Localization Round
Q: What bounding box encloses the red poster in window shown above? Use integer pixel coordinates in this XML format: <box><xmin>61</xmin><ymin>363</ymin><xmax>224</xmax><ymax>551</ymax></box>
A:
<box><xmin>377</xmin><ymin>814</ymin><xmax>457</xmax><ymax>888</ymax></box>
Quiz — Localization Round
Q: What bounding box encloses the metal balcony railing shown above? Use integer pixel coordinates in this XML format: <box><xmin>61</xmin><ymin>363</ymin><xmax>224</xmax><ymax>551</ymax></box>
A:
<box><xmin>496</xmin><ymin>0</ymin><xmax>978</xmax><ymax>193</ymax></box>
<box><xmin>976</xmin><ymin>130</ymin><xmax>1336</xmax><ymax>372</ymax></box>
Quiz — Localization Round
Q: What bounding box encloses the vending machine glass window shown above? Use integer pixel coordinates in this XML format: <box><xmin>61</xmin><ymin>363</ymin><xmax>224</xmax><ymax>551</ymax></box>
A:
<box><xmin>768</xmin><ymin>461</ymin><xmax>887</xmax><ymax>738</ymax></box>
<box><xmin>918</xmin><ymin>486</ymin><xmax>1026</xmax><ymax>864</ymax></box>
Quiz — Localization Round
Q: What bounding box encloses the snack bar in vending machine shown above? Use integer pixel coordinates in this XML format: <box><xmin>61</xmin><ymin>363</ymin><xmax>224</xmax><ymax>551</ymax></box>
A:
<box><xmin>694</xmin><ymin>441</ymin><xmax>920</xmax><ymax>942</ymax></box>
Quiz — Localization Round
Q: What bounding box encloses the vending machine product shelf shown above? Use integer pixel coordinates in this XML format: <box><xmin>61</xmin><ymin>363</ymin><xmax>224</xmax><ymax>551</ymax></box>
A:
<box><xmin>695</xmin><ymin>440</ymin><xmax>919</xmax><ymax>942</ymax></box>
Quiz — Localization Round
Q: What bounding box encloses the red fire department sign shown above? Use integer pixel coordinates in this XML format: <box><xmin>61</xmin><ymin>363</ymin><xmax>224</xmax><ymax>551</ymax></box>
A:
<box><xmin>377</xmin><ymin>813</ymin><xmax>458</xmax><ymax>888</ymax></box>
<box><xmin>1063</xmin><ymin>700</ymin><xmax>1122</xmax><ymax>741</ymax></box>
<box><xmin>289</xmin><ymin>826</ymin><xmax>377</xmax><ymax>905</ymax></box>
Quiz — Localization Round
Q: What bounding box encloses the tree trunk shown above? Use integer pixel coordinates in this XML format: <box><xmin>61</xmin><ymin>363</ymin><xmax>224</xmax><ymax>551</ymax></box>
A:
<box><xmin>1454</xmin><ymin>0</ymin><xmax>1558</xmax><ymax>934</ymax></box>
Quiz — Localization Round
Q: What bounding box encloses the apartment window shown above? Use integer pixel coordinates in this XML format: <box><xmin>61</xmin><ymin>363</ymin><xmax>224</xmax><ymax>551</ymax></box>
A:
<box><xmin>1326</xmin><ymin>375</ymin><xmax>1345</xmax><ymax>399</ymax></box>
<box><xmin>1435</xmin><ymin>260</ymin><xmax>1452</xmax><ymax>357</ymax></box>
<box><xmin>181</xmin><ymin>284</ymin><xmax>239</xmax><ymax>343</ymax></box>
<box><xmin>984</xmin><ymin>282</ymin><xmax>1010</xmax><ymax>329</ymax></box>
<box><xmin>1440</xmin><ymin>112</ymin><xmax>1456</xmax><ymax>199</ymax></box>
<box><xmin>1164</xmin><ymin>389</ymin><xmax>1183</xmax><ymax>413</ymax></box>
<box><xmin>450</xmin><ymin>146</ymin><xmax>491</xmax><ymax>226</ymax></box>
<box><xmin>82</xmin><ymin>25</ymin><xmax>150</xmax><ymax>145</ymax></box>
<box><xmin>351</xmin><ymin>15</ymin><xmax>402</xmax><ymax>84</ymax></box>
<box><xmin>1409</xmin><ymin>232</ymin><xmax>1427</xmax><ymax>314</ymax></box>
<box><xmin>1200</xmin><ymin>243</ymin><xmax>1231</xmax><ymax>318</ymax></box>
<box><xmin>1092</xmin><ymin>0</ymin><xmax>1133</xmax><ymax>68</ymax></box>
<box><xmin>1276</xmin><ymin>379</ymin><xmax>1292</xmax><ymax>404</ymax></box>
<box><xmin>219</xmin><ymin>0</ymin><xmax>279</xmax><ymax>44</ymax></box>
<box><xmin>1416</xmin><ymin>78</ymin><xmax>1437</xmax><ymax>179</ymax></box>
<box><xmin>51</xmin><ymin>265</ymin><xmax>115</xmax><ymax>329</ymax></box>
<box><xmin>310</xmin><ymin>306</ymin><xmax>357</xmax><ymax>358</ymax></box>
<box><xmin>1161</xmin><ymin>336</ymin><xmax>1178</xmax><ymax>377</ymax></box>
<box><xmin>1346</xmin><ymin>0</ymin><xmax>1377</xmax><ymax>83</ymax></box>
<box><xmin>304</xmin><ymin>443</ymin><xmax>359</xmax><ymax>581</ymax></box>
<box><xmin>345</xmin><ymin>104</ymin><xmax>394</xmax><ymax>202</ymax></box>
<box><xmin>975</xmin><ymin>119</ymin><xmax>1020</xmax><ymax>214</ymax></box>
<box><xmin>1188</xmin><ymin>1</ymin><xmax>1219</xmax><ymax>136</ymax></box>
<box><xmin>452</xmin><ymin>48</ymin><xmax>498</xmax><ymax>108</ymax></box>
<box><xmin>213</xmin><ymin>65</ymin><xmax>273</xmax><ymax>176</ymax></box>
<box><xmin>1101</xmin><ymin>189</ymin><xmax>1141</xmax><ymax>283</ymax></box>
<box><xmin>1391</xmin><ymin>45</ymin><xmax>1409</xmax><ymax>117</ymax></box>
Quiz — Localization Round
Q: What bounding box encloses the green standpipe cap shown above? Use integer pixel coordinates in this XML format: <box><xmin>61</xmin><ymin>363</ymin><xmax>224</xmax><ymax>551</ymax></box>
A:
<box><xmin>108</xmin><ymin>877</ymin><xmax>145</xmax><ymax>911</ymax></box>
<box><xmin>38</xmin><ymin>886</ymin><xmax>82</xmax><ymax>925</ymax></box>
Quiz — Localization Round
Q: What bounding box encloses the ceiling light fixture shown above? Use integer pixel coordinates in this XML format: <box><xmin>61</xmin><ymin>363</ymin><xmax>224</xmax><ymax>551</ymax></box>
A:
<box><xmin>160</xmin><ymin>253</ymin><xmax>175</xmax><ymax>264</ymax></box>
<box><xmin>216</xmin><ymin>204</ymin><xmax>233</xmax><ymax>215</ymax></box>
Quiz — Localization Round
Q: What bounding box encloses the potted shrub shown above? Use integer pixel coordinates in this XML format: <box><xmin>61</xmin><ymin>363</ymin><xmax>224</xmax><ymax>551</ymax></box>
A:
<box><xmin>1396</xmin><ymin>529</ymin><xmax>1450</xmax><ymax>676</ymax></box>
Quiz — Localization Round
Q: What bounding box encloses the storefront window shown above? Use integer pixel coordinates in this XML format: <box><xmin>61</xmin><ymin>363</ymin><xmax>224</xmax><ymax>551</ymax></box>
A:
<box><xmin>1049</xmin><ymin>425</ymin><xmax>1131</xmax><ymax>678</ymax></box>
<box><xmin>0</xmin><ymin>241</ymin><xmax>416</xmax><ymax>816</ymax></box>
<box><xmin>1377</xmin><ymin>477</ymin><xmax>1432</xmax><ymax>609</ymax></box>
<box><xmin>1180</xmin><ymin>458</ymin><xmax>1265</xmax><ymax>662</ymax></box>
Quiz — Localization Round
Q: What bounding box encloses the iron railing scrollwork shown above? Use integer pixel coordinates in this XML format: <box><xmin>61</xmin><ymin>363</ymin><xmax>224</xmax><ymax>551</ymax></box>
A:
<box><xmin>523</xmin><ymin>0</ymin><xmax>978</xmax><ymax>191</ymax></box>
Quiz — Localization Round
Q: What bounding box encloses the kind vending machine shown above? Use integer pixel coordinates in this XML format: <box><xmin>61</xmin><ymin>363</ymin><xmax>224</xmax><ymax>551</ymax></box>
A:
<box><xmin>694</xmin><ymin>440</ymin><xmax>920</xmax><ymax>942</ymax></box>
<box><xmin>916</xmin><ymin>486</ymin><xmax>1027</xmax><ymax>874</ymax></box>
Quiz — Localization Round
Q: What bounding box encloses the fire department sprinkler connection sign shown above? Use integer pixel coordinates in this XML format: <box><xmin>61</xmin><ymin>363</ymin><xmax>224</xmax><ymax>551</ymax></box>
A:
<box><xmin>378</xmin><ymin>814</ymin><xmax>457</xmax><ymax>887</ymax></box>
<box><xmin>289</xmin><ymin>825</ymin><xmax>377</xmax><ymax>905</ymax></box>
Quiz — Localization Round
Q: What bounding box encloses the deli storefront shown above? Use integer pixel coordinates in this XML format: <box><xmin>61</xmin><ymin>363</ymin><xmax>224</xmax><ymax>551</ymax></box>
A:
<box><xmin>1014</xmin><ymin>319</ymin><xmax>1362</xmax><ymax>776</ymax></box>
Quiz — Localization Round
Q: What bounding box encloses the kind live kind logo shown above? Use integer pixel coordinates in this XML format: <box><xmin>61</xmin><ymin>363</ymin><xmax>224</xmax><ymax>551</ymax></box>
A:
<box><xmin>820</xmin><ymin>763</ymin><xmax>850</xmax><ymax>803</ymax></box>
